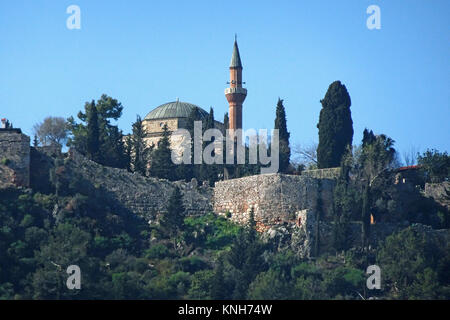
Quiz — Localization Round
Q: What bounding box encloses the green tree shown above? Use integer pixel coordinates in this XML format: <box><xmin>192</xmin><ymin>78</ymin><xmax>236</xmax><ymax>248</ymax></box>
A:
<box><xmin>228</xmin><ymin>208</ymin><xmax>265</xmax><ymax>296</ymax></box>
<box><xmin>67</xmin><ymin>94</ymin><xmax>126</xmax><ymax>168</ymax></box>
<box><xmin>317</xmin><ymin>81</ymin><xmax>353</xmax><ymax>168</ymax></box>
<box><xmin>86</xmin><ymin>100</ymin><xmax>100</xmax><ymax>162</ymax></box>
<box><xmin>159</xmin><ymin>187</ymin><xmax>185</xmax><ymax>249</ymax></box>
<box><xmin>274</xmin><ymin>98</ymin><xmax>291</xmax><ymax>173</ymax></box>
<box><xmin>417</xmin><ymin>149</ymin><xmax>449</xmax><ymax>183</ymax></box>
<box><xmin>377</xmin><ymin>226</ymin><xmax>449</xmax><ymax>299</ymax></box>
<box><xmin>149</xmin><ymin>124</ymin><xmax>175</xmax><ymax>180</ymax></box>
<box><xmin>247</xmin><ymin>269</ymin><xmax>292</xmax><ymax>299</ymax></box>
<box><xmin>130</xmin><ymin>115</ymin><xmax>149</xmax><ymax>176</ymax></box>
<box><xmin>210</xmin><ymin>255</ymin><xmax>226</xmax><ymax>300</ymax></box>
<box><xmin>203</xmin><ymin>107</ymin><xmax>219</xmax><ymax>186</ymax></box>
<box><xmin>223</xmin><ymin>112</ymin><xmax>229</xmax><ymax>133</ymax></box>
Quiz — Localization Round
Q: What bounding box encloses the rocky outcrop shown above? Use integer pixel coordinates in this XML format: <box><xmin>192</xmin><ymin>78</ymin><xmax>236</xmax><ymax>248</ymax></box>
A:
<box><xmin>424</xmin><ymin>182</ymin><xmax>450</xmax><ymax>210</ymax></box>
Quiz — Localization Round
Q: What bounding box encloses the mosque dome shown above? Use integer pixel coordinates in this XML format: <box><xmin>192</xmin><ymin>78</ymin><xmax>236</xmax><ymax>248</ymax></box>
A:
<box><xmin>144</xmin><ymin>101</ymin><xmax>208</xmax><ymax>120</ymax></box>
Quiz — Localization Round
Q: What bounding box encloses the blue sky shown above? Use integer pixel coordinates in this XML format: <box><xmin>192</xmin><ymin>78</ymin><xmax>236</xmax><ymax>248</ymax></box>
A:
<box><xmin>1</xmin><ymin>0</ymin><xmax>449</xmax><ymax>159</ymax></box>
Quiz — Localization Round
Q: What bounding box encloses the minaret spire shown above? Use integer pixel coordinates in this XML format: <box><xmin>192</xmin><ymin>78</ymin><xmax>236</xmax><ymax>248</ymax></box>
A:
<box><xmin>225</xmin><ymin>37</ymin><xmax>247</xmax><ymax>134</ymax></box>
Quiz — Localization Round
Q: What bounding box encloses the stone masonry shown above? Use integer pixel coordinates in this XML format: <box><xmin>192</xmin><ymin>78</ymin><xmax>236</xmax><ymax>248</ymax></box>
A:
<box><xmin>0</xmin><ymin>129</ymin><xmax>30</xmax><ymax>188</ymax></box>
<box><xmin>213</xmin><ymin>173</ymin><xmax>336</xmax><ymax>231</ymax></box>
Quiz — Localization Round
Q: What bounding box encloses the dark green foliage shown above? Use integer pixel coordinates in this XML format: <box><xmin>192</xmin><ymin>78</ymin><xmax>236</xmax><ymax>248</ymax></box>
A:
<box><xmin>377</xmin><ymin>226</ymin><xmax>450</xmax><ymax>299</ymax></box>
<box><xmin>317</xmin><ymin>81</ymin><xmax>353</xmax><ymax>168</ymax></box>
<box><xmin>202</xmin><ymin>107</ymin><xmax>219</xmax><ymax>186</ymax></box>
<box><xmin>417</xmin><ymin>149</ymin><xmax>449</xmax><ymax>183</ymax></box>
<box><xmin>148</xmin><ymin>124</ymin><xmax>175</xmax><ymax>180</ymax></box>
<box><xmin>210</xmin><ymin>255</ymin><xmax>226</xmax><ymax>299</ymax></box>
<box><xmin>67</xmin><ymin>95</ymin><xmax>127</xmax><ymax>169</ymax></box>
<box><xmin>159</xmin><ymin>187</ymin><xmax>185</xmax><ymax>248</ymax></box>
<box><xmin>274</xmin><ymin>98</ymin><xmax>291</xmax><ymax>173</ymax></box>
<box><xmin>130</xmin><ymin>115</ymin><xmax>150</xmax><ymax>176</ymax></box>
<box><xmin>361</xmin><ymin>184</ymin><xmax>370</xmax><ymax>247</ymax></box>
<box><xmin>86</xmin><ymin>100</ymin><xmax>100</xmax><ymax>162</ymax></box>
<box><xmin>223</xmin><ymin>113</ymin><xmax>229</xmax><ymax>132</ymax></box>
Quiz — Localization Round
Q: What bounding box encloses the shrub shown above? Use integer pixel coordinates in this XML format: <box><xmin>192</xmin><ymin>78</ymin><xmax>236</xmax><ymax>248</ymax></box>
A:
<box><xmin>1</xmin><ymin>157</ymin><xmax>11</xmax><ymax>166</ymax></box>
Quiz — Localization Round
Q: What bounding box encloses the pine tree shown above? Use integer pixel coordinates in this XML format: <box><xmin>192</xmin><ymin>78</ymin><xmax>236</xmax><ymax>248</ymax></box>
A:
<box><xmin>274</xmin><ymin>98</ymin><xmax>291</xmax><ymax>173</ymax></box>
<box><xmin>86</xmin><ymin>100</ymin><xmax>100</xmax><ymax>162</ymax></box>
<box><xmin>149</xmin><ymin>124</ymin><xmax>175</xmax><ymax>180</ymax></box>
<box><xmin>317</xmin><ymin>81</ymin><xmax>353</xmax><ymax>168</ymax></box>
<box><xmin>68</xmin><ymin>94</ymin><xmax>126</xmax><ymax>168</ymax></box>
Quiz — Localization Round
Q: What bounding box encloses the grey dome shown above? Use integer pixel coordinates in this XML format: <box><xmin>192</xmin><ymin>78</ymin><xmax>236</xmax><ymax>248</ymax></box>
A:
<box><xmin>144</xmin><ymin>101</ymin><xmax>208</xmax><ymax>120</ymax></box>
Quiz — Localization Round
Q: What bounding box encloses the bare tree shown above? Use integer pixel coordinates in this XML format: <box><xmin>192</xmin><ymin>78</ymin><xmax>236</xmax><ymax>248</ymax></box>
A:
<box><xmin>33</xmin><ymin>116</ymin><xmax>69</xmax><ymax>147</ymax></box>
<box><xmin>292</xmin><ymin>141</ymin><xmax>318</xmax><ymax>169</ymax></box>
<box><xmin>402</xmin><ymin>146</ymin><xmax>419</xmax><ymax>166</ymax></box>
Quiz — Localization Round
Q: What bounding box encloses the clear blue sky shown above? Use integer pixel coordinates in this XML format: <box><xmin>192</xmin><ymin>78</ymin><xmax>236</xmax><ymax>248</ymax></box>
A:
<box><xmin>1</xmin><ymin>0</ymin><xmax>449</xmax><ymax>159</ymax></box>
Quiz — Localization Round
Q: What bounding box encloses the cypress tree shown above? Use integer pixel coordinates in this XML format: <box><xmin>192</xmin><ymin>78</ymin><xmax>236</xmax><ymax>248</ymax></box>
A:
<box><xmin>223</xmin><ymin>112</ymin><xmax>229</xmax><ymax>133</ymax></box>
<box><xmin>317</xmin><ymin>81</ymin><xmax>353</xmax><ymax>168</ymax></box>
<box><xmin>361</xmin><ymin>183</ymin><xmax>371</xmax><ymax>248</ymax></box>
<box><xmin>211</xmin><ymin>255</ymin><xmax>226</xmax><ymax>300</ymax></box>
<box><xmin>131</xmin><ymin>115</ymin><xmax>148</xmax><ymax>176</ymax></box>
<box><xmin>274</xmin><ymin>98</ymin><xmax>291</xmax><ymax>173</ymax></box>
<box><xmin>160</xmin><ymin>186</ymin><xmax>185</xmax><ymax>249</ymax></box>
<box><xmin>124</xmin><ymin>135</ymin><xmax>132</xmax><ymax>172</ymax></box>
<box><xmin>203</xmin><ymin>107</ymin><xmax>219</xmax><ymax>186</ymax></box>
<box><xmin>86</xmin><ymin>100</ymin><xmax>100</xmax><ymax>162</ymax></box>
<box><xmin>149</xmin><ymin>124</ymin><xmax>175</xmax><ymax>180</ymax></box>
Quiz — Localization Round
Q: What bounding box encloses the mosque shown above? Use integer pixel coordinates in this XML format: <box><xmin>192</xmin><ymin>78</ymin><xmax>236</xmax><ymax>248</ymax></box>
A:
<box><xmin>140</xmin><ymin>38</ymin><xmax>247</xmax><ymax>152</ymax></box>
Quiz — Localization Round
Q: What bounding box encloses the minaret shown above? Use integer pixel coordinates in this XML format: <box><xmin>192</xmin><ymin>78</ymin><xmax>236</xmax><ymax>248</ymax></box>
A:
<box><xmin>225</xmin><ymin>36</ymin><xmax>247</xmax><ymax>134</ymax></box>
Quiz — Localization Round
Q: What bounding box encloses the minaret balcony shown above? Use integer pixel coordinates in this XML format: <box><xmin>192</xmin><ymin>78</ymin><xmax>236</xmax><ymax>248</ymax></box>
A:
<box><xmin>224</xmin><ymin>87</ymin><xmax>247</xmax><ymax>95</ymax></box>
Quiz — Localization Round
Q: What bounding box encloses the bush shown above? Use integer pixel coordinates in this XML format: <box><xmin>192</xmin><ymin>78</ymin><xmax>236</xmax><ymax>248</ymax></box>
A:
<box><xmin>145</xmin><ymin>244</ymin><xmax>170</xmax><ymax>259</ymax></box>
<box><xmin>1</xmin><ymin>157</ymin><xmax>11</xmax><ymax>166</ymax></box>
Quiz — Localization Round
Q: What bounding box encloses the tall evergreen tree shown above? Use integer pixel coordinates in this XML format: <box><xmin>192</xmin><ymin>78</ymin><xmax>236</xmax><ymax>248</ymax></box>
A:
<box><xmin>210</xmin><ymin>255</ymin><xmax>226</xmax><ymax>300</ymax></box>
<box><xmin>182</xmin><ymin>107</ymin><xmax>205</xmax><ymax>181</ymax></box>
<box><xmin>130</xmin><ymin>115</ymin><xmax>149</xmax><ymax>176</ymax></box>
<box><xmin>317</xmin><ymin>81</ymin><xmax>353</xmax><ymax>168</ymax></box>
<box><xmin>223</xmin><ymin>112</ymin><xmax>229</xmax><ymax>133</ymax></box>
<box><xmin>160</xmin><ymin>186</ymin><xmax>185</xmax><ymax>249</ymax></box>
<box><xmin>149</xmin><ymin>124</ymin><xmax>175</xmax><ymax>180</ymax></box>
<box><xmin>86</xmin><ymin>100</ymin><xmax>100</xmax><ymax>162</ymax></box>
<box><xmin>203</xmin><ymin>107</ymin><xmax>219</xmax><ymax>186</ymax></box>
<box><xmin>274</xmin><ymin>98</ymin><xmax>291</xmax><ymax>173</ymax></box>
<box><xmin>124</xmin><ymin>135</ymin><xmax>132</xmax><ymax>172</ymax></box>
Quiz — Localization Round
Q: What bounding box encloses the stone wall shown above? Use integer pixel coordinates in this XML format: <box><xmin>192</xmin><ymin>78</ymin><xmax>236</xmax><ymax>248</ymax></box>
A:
<box><xmin>65</xmin><ymin>150</ymin><xmax>213</xmax><ymax>221</ymax></box>
<box><xmin>301</xmin><ymin>167</ymin><xmax>340</xmax><ymax>179</ymax></box>
<box><xmin>0</xmin><ymin>129</ymin><xmax>30</xmax><ymax>188</ymax></box>
<box><xmin>213</xmin><ymin>174</ymin><xmax>336</xmax><ymax>231</ymax></box>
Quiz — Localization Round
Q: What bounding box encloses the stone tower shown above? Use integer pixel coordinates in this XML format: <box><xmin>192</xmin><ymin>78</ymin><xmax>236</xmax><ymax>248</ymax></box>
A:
<box><xmin>225</xmin><ymin>37</ymin><xmax>247</xmax><ymax>134</ymax></box>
